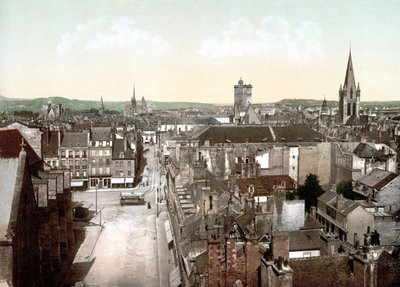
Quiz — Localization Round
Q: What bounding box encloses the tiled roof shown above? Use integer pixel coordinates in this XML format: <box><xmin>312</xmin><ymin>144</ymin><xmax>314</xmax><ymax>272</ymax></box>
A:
<box><xmin>112</xmin><ymin>139</ymin><xmax>134</xmax><ymax>159</ymax></box>
<box><xmin>290</xmin><ymin>254</ymin><xmax>355</xmax><ymax>286</ymax></box>
<box><xmin>289</xmin><ymin>230</ymin><xmax>321</xmax><ymax>251</ymax></box>
<box><xmin>191</xmin><ymin>126</ymin><xmax>273</xmax><ymax>143</ymax></box>
<box><xmin>301</xmin><ymin>214</ymin><xmax>324</xmax><ymax>230</ymax></box>
<box><xmin>91</xmin><ymin>127</ymin><xmax>112</xmax><ymax>141</ymax></box>
<box><xmin>236</xmin><ymin>175</ymin><xmax>297</xmax><ymax>196</ymax></box>
<box><xmin>60</xmin><ymin>132</ymin><xmax>89</xmax><ymax>147</ymax></box>
<box><xmin>235</xmin><ymin>208</ymin><xmax>255</xmax><ymax>235</ymax></box>
<box><xmin>318</xmin><ymin>191</ymin><xmax>360</xmax><ymax>215</ymax></box>
<box><xmin>377</xmin><ymin>250</ymin><xmax>400</xmax><ymax>286</ymax></box>
<box><xmin>356</xmin><ymin>168</ymin><xmax>398</xmax><ymax>190</ymax></box>
<box><xmin>0</xmin><ymin>129</ymin><xmax>41</xmax><ymax>165</ymax></box>
<box><xmin>353</xmin><ymin>143</ymin><xmax>385</xmax><ymax>158</ymax></box>
<box><xmin>189</xmin><ymin>125</ymin><xmax>326</xmax><ymax>144</ymax></box>
<box><xmin>272</xmin><ymin>127</ymin><xmax>325</xmax><ymax>142</ymax></box>
<box><xmin>345</xmin><ymin>115</ymin><xmax>368</xmax><ymax>126</ymax></box>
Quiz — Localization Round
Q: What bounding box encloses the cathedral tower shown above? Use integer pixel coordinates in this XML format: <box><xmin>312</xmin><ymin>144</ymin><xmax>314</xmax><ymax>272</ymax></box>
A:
<box><xmin>99</xmin><ymin>96</ymin><xmax>105</xmax><ymax>116</ymax></box>
<box><xmin>339</xmin><ymin>50</ymin><xmax>361</xmax><ymax>124</ymax></box>
<box><xmin>131</xmin><ymin>84</ymin><xmax>136</xmax><ymax>112</ymax></box>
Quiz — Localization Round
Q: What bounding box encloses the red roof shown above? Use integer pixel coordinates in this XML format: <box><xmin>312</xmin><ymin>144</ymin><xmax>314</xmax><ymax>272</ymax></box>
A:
<box><xmin>0</xmin><ymin>129</ymin><xmax>42</xmax><ymax>165</ymax></box>
<box><xmin>236</xmin><ymin>175</ymin><xmax>297</xmax><ymax>196</ymax></box>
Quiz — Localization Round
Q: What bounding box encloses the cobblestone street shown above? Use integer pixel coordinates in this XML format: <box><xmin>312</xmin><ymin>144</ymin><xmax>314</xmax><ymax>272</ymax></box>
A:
<box><xmin>66</xmin><ymin>146</ymin><xmax>174</xmax><ymax>286</ymax></box>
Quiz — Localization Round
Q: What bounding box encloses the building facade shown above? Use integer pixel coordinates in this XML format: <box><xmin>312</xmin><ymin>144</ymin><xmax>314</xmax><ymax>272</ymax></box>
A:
<box><xmin>111</xmin><ymin>137</ymin><xmax>135</xmax><ymax>188</ymax></box>
<box><xmin>59</xmin><ymin>132</ymin><xmax>90</xmax><ymax>190</ymax></box>
<box><xmin>89</xmin><ymin>127</ymin><xmax>113</xmax><ymax>188</ymax></box>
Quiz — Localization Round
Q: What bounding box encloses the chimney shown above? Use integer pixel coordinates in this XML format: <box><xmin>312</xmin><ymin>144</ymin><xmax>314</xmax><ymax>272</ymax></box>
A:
<box><xmin>271</xmin><ymin>232</ymin><xmax>289</xmax><ymax>260</ymax></box>
<box><xmin>353</xmin><ymin>233</ymin><xmax>359</xmax><ymax>248</ymax></box>
<box><xmin>277</xmin><ymin>256</ymin><xmax>284</xmax><ymax>271</ymax></box>
<box><xmin>310</xmin><ymin>206</ymin><xmax>317</xmax><ymax>218</ymax></box>
<box><xmin>364</xmin><ymin>226</ymin><xmax>372</xmax><ymax>246</ymax></box>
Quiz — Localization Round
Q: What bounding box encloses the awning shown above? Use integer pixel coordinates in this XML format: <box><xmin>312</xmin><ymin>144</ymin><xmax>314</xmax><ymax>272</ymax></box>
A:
<box><xmin>125</xmin><ymin>178</ymin><xmax>134</xmax><ymax>183</ymax></box>
<box><xmin>169</xmin><ymin>267</ymin><xmax>182</xmax><ymax>287</ymax></box>
<box><xmin>164</xmin><ymin>220</ymin><xmax>173</xmax><ymax>245</ymax></box>
<box><xmin>71</xmin><ymin>181</ymin><xmax>83</xmax><ymax>187</ymax></box>
<box><xmin>111</xmin><ymin>178</ymin><xmax>125</xmax><ymax>184</ymax></box>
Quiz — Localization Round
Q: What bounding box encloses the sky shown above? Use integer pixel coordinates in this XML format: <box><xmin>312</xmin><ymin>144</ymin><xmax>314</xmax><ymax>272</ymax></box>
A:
<box><xmin>1</xmin><ymin>0</ymin><xmax>399</xmax><ymax>104</ymax></box>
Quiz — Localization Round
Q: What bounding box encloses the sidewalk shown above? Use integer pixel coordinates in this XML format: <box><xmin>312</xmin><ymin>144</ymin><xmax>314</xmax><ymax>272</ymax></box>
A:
<box><xmin>156</xmin><ymin>201</ymin><xmax>176</xmax><ymax>287</ymax></box>
<box><xmin>63</xmin><ymin>221</ymin><xmax>103</xmax><ymax>286</ymax></box>
<box><xmin>73</xmin><ymin>224</ymin><xmax>103</xmax><ymax>263</ymax></box>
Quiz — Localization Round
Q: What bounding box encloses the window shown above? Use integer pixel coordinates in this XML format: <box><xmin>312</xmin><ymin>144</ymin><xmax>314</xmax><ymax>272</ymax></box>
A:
<box><xmin>61</xmin><ymin>150</ymin><xmax>66</xmax><ymax>157</ymax></box>
<box><xmin>106</xmin><ymin>159</ymin><xmax>110</xmax><ymax>166</ymax></box>
<box><xmin>128</xmin><ymin>170</ymin><xmax>131</xmax><ymax>176</ymax></box>
<box><xmin>127</xmin><ymin>161</ymin><xmax>131</xmax><ymax>167</ymax></box>
<box><xmin>120</xmin><ymin>171</ymin><xmax>124</xmax><ymax>177</ymax></box>
<box><xmin>91</xmin><ymin>178</ymin><xmax>98</xmax><ymax>187</ymax></box>
<box><xmin>76</xmin><ymin>171</ymin><xmax>80</xmax><ymax>177</ymax></box>
<box><xmin>99</xmin><ymin>159</ymin><xmax>103</xmax><ymax>166</ymax></box>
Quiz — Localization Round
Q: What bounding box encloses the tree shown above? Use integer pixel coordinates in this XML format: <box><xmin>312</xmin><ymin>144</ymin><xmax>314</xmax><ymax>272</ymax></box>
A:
<box><xmin>297</xmin><ymin>173</ymin><xmax>324</xmax><ymax>212</ymax></box>
<box><xmin>336</xmin><ymin>181</ymin><xmax>365</xmax><ymax>200</ymax></box>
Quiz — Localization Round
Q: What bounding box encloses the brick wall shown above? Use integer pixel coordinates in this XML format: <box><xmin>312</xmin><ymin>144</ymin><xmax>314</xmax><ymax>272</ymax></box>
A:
<box><xmin>208</xmin><ymin>239</ymin><xmax>221</xmax><ymax>287</ymax></box>
<box><xmin>272</xmin><ymin>232</ymin><xmax>289</xmax><ymax>260</ymax></box>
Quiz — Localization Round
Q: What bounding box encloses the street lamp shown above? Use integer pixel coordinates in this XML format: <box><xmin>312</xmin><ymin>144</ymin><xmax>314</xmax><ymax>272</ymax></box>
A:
<box><xmin>95</xmin><ymin>183</ymin><xmax>98</xmax><ymax>214</ymax></box>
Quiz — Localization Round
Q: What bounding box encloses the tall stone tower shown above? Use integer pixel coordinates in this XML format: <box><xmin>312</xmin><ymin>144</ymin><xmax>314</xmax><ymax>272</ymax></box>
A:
<box><xmin>339</xmin><ymin>51</ymin><xmax>361</xmax><ymax>124</ymax></box>
<box><xmin>99</xmin><ymin>96</ymin><xmax>105</xmax><ymax>116</ymax></box>
<box><xmin>234</xmin><ymin>78</ymin><xmax>252</xmax><ymax>122</ymax></box>
<box><xmin>131</xmin><ymin>84</ymin><xmax>137</xmax><ymax>112</ymax></box>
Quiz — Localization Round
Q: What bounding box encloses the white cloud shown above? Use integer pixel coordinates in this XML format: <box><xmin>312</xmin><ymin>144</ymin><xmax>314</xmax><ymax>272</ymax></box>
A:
<box><xmin>198</xmin><ymin>16</ymin><xmax>323</xmax><ymax>61</ymax></box>
<box><xmin>57</xmin><ymin>17</ymin><xmax>170</xmax><ymax>56</ymax></box>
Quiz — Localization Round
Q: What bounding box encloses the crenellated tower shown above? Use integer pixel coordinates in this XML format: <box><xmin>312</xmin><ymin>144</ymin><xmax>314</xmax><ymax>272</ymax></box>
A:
<box><xmin>234</xmin><ymin>78</ymin><xmax>252</xmax><ymax>123</ymax></box>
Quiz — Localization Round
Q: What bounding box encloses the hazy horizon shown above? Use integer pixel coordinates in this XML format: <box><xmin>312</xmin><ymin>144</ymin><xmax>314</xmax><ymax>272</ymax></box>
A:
<box><xmin>1</xmin><ymin>1</ymin><xmax>399</xmax><ymax>104</ymax></box>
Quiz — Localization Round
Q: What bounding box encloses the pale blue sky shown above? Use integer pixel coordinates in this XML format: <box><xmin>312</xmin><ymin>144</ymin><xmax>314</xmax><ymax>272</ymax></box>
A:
<box><xmin>1</xmin><ymin>0</ymin><xmax>399</xmax><ymax>103</ymax></box>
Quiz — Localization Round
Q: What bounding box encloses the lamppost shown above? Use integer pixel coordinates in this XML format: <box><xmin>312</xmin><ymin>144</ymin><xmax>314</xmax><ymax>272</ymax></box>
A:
<box><xmin>95</xmin><ymin>183</ymin><xmax>98</xmax><ymax>214</ymax></box>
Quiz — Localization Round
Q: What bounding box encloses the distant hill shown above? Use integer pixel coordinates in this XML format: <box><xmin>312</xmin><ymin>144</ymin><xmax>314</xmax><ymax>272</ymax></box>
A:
<box><xmin>276</xmin><ymin>99</ymin><xmax>400</xmax><ymax>111</ymax></box>
<box><xmin>0</xmin><ymin>96</ymin><xmax>217</xmax><ymax>112</ymax></box>
<box><xmin>1</xmin><ymin>96</ymin><xmax>399</xmax><ymax>113</ymax></box>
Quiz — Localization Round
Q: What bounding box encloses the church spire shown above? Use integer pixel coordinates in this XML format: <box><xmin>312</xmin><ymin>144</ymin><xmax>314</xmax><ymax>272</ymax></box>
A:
<box><xmin>131</xmin><ymin>83</ymin><xmax>136</xmax><ymax>108</ymax></box>
<box><xmin>343</xmin><ymin>49</ymin><xmax>356</xmax><ymax>90</ymax></box>
<box><xmin>99</xmin><ymin>96</ymin><xmax>105</xmax><ymax>116</ymax></box>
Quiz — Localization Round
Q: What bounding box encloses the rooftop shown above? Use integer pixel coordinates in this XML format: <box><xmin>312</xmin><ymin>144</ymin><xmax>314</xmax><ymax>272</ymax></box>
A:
<box><xmin>0</xmin><ymin>129</ymin><xmax>41</xmax><ymax>165</ymax></box>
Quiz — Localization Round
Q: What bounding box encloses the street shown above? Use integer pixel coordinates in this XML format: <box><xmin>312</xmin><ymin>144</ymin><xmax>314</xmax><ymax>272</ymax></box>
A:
<box><xmin>68</xmin><ymin>145</ymin><xmax>174</xmax><ymax>287</ymax></box>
